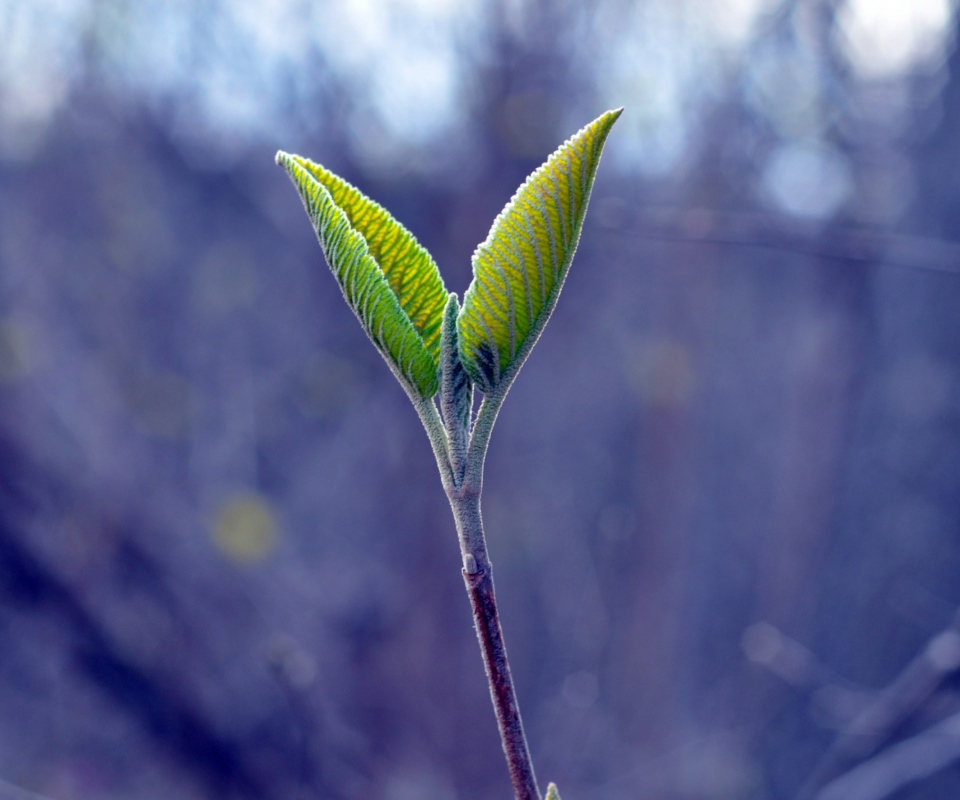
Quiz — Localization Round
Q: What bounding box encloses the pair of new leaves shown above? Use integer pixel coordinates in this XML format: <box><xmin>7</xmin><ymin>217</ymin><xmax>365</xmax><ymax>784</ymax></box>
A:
<box><xmin>276</xmin><ymin>108</ymin><xmax>621</xmax><ymax>425</ymax></box>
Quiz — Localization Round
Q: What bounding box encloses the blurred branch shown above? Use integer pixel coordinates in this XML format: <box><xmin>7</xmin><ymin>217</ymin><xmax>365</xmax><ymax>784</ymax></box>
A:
<box><xmin>598</xmin><ymin>203</ymin><xmax>960</xmax><ymax>276</ymax></box>
<box><xmin>742</xmin><ymin>621</ymin><xmax>841</xmax><ymax>691</ymax></box>
<box><xmin>742</xmin><ymin>613</ymin><xmax>960</xmax><ymax>798</ymax></box>
<box><xmin>815</xmin><ymin>710</ymin><xmax>960</xmax><ymax>800</ymax></box>
<box><xmin>796</xmin><ymin>609</ymin><xmax>960</xmax><ymax>799</ymax></box>
<box><xmin>0</xmin><ymin>777</ymin><xmax>58</xmax><ymax>800</ymax></box>
<box><xmin>743</xmin><ymin>621</ymin><xmax>876</xmax><ymax>735</ymax></box>
<box><xmin>0</xmin><ymin>519</ymin><xmax>269</xmax><ymax>800</ymax></box>
<box><xmin>0</xmin><ymin>433</ymin><xmax>282</xmax><ymax>800</ymax></box>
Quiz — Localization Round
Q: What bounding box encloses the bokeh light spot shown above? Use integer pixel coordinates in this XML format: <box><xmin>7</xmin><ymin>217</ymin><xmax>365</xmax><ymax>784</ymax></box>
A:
<box><xmin>213</xmin><ymin>492</ymin><xmax>278</xmax><ymax>564</ymax></box>
<box><xmin>762</xmin><ymin>143</ymin><xmax>851</xmax><ymax>220</ymax></box>
<box><xmin>837</xmin><ymin>0</ymin><xmax>957</xmax><ymax>79</ymax></box>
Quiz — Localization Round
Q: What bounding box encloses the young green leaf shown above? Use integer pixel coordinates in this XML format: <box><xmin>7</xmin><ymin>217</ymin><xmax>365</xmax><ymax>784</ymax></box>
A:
<box><xmin>276</xmin><ymin>152</ymin><xmax>445</xmax><ymax>399</ymax></box>
<box><xmin>286</xmin><ymin>156</ymin><xmax>449</xmax><ymax>361</ymax></box>
<box><xmin>545</xmin><ymin>783</ymin><xmax>562</xmax><ymax>800</ymax></box>
<box><xmin>457</xmin><ymin>108</ymin><xmax>622</xmax><ymax>395</ymax></box>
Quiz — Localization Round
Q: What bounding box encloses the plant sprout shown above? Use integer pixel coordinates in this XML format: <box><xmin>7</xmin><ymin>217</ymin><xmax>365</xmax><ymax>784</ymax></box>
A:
<box><xmin>277</xmin><ymin>108</ymin><xmax>621</xmax><ymax>800</ymax></box>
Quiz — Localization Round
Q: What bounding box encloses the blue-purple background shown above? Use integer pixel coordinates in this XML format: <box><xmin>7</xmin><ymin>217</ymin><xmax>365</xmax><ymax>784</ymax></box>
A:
<box><xmin>2</xmin><ymin>1</ymin><xmax>960</xmax><ymax>798</ymax></box>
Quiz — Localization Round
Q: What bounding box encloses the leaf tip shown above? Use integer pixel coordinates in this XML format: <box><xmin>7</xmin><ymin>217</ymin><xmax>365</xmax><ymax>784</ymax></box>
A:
<box><xmin>457</xmin><ymin>107</ymin><xmax>623</xmax><ymax>395</ymax></box>
<box><xmin>275</xmin><ymin>152</ymin><xmax>302</xmax><ymax>183</ymax></box>
<box><xmin>596</xmin><ymin>107</ymin><xmax>624</xmax><ymax>139</ymax></box>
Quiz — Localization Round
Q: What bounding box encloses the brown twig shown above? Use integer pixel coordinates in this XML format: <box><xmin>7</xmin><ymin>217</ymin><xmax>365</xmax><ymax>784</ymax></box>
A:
<box><xmin>449</xmin><ymin>487</ymin><xmax>540</xmax><ymax>800</ymax></box>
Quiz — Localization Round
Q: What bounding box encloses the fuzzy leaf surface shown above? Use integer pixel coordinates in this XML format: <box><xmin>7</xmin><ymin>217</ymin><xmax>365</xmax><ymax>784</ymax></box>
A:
<box><xmin>545</xmin><ymin>784</ymin><xmax>562</xmax><ymax>800</ymax></box>
<box><xmin>277</xmin><ymin>152</ymin><xmax>442</xmax><ymax>398</ymax></box>
<box><xmin>458</xmin><ymin>108</ymin><xmax>622</xmax><ymax>393</ymax></box>
<box><xmin>286</xmin><ymin>155</ymin><xmax>448</xmax><ymax>361</ymax></box>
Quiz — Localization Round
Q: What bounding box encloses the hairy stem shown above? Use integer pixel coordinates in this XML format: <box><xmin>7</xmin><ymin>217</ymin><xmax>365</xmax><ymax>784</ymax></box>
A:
<box><xmin>448</xmin><ymin>487</ymin><xmax>540</xmax><ymax>800</ymax></box>
<box><xmin>463</xmin><ymin>392</ymin><xmax>504</xmax><ymax>492</ymax></box>
<box><xmin>412</xmin><ymin>394</ymin><xmax>454</xmax><ymax>490</ymax></box>
<box><xmin>420</xmin><ymin>385</ymin><xmax>539</xmax><ymax>799</ymax></box>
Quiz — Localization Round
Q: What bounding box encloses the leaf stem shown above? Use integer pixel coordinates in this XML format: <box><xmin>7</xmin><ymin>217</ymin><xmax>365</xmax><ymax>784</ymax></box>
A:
<box><xmin>463</xmin><ymin>392</ymin><xmax>505</xmax><ymax>493</ymax></box>
<box><xmin>412</xmin><ymin>394</ymin><xmax>454</xmax><ymax>490</ymax></box>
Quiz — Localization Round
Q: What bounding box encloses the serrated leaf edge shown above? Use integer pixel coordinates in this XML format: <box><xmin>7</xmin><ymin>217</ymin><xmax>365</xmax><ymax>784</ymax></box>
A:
<box><xmin>276</xmin><ymin>151</ymin><xmax>440</xmax><ymax>399</ymax></box>
<box><xmin>287</xmin><ymin>155</ymin><xmax>448</xmax><ymax>363</ymax></box>
<box><xmin>457</xmin><ymin>108</ymin><xmax>622</xmax><ymax>395</ymax></box>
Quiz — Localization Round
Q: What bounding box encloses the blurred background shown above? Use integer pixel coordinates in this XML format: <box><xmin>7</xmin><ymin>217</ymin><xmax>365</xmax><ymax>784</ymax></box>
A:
<box><xmin>2</xmin><ymin>0</ymin><xmax>960</xmax><ymax>798</ymax></box>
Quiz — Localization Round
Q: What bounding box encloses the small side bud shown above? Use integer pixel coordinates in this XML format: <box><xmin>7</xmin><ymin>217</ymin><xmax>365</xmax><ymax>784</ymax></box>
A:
<box><xmin>463</xmin><ymin>553</ymin><xmax>479</xmax><ymax>575</ymax></box>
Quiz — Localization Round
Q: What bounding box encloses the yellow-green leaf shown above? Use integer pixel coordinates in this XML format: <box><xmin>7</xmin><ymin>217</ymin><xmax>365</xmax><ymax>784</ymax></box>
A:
<box><xmin>276</xmin><ymin>152</ymin><xmax>443</xmax><ymax>398</ymax></box>
<box><xmin>458</xmin><ymin>108</ymin><xmax>622</xmax><ymax>394</ymax></box>
<box><xmin>545</xmin><ymin>783</ymin><xmax>562</xmax><ymax>800</ymax></box>
<box><xmin>288</xmin><ymin>156</ymin><xmax>448</xmax><ymax>362</ymax></box>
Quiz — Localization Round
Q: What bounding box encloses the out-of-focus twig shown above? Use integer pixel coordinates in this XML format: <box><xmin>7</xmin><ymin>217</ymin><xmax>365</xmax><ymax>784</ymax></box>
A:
<box><xmin>596</xmin><ymin>201</ymin><xmax>960</xmax><ymax>276</ymax></box>
<box><xmin>742</xmin><ymin>621</ymin><xmax>841</xmax><ymax>690</ymax></box>
<box><xmin>0</xmin><ymin>777</ymin><xmax>59</xmax><ymax>800</ymax></box>
<box><xmin>815</xmin><ymin>709</ymin><xmax>960</xmax><ymax>800</ymax></box>
<box><xmin>743</xmin><ymin>621</ymin><xmax>875</xmax><ymax>732</ymax></box>
<box><xmin>796</xmin><ymin>609</ymin><xmax>960</xmax><ymax>799</ymax></box>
